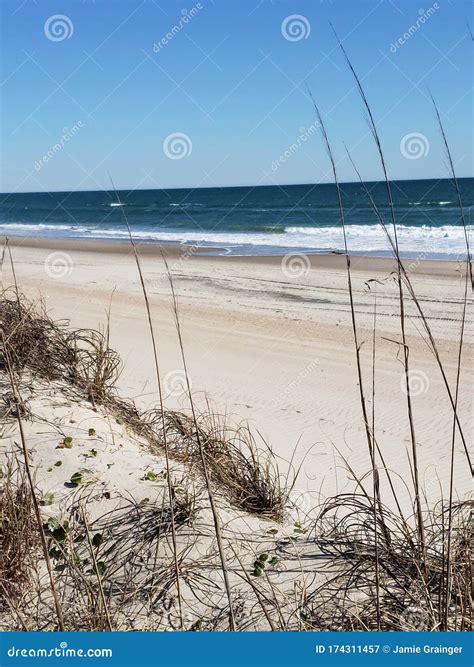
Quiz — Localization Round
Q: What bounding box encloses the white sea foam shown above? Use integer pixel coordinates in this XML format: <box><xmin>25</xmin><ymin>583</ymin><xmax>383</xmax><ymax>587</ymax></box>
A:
<box><xmin>1</xmin><ymin>222</ymin><xmax>470</xmax><ymax>256</ymax></box>
<box><xmin>85</xmin><ymin>224</ymin><xmax>472</xmax><ymax>255</ymax></box>
<box><xmin>0</xmin><ymin>222</ymin><xmax>89</xmax><ymax>232</ymax></box>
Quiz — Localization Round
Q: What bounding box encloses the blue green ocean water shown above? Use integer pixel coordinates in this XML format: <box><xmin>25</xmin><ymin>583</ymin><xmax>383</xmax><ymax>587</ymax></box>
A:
<box><xmin>0</xmin><ymin>178</ymin><xmax>472</xmax><ymax>257</ymax></box>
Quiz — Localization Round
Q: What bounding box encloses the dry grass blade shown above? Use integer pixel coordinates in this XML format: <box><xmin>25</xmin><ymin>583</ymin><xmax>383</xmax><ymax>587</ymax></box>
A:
<box><xmin>106</xmin><ymin>178</ymin><xmax>185</xmax><ymax>629</ymax></box>
<box><xmin>344</xmin><ymin>152</ymin><xmax>472</xmax><ymax>473</ymax></box>
<box><xmin>161</xmin><ymin>251</ymin><xmax>237</xmax><ymax>631</ymax></box>
<box><xmin>0</xmin><ymin>331</ymin><xmax>65</xmax><ymax>630</ymax></box>
<box><xmin>331</xmin><ymin>28</ymin><xmax>425</xmax><ymax>557</ymax></box>
<box><xmin>430</xmin><ymin>95</ymin><xmax>472</xmax><ymax>629</ymax></box>
<box><xmin>0</xmin><ymin>459</ymin><xmax>39</xmax><ymax>610</ymax></box>
<box><xmin>304</xmin><ymin>495</ymin><xmax>472</xmax><ymax>631</ymax></box>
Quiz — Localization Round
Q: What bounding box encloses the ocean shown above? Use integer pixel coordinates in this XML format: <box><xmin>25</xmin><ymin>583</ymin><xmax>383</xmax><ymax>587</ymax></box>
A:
<box><xmin>0</xmin><ymin>178</ymin><xmax>472</xmax><ymax>258</ymax></box>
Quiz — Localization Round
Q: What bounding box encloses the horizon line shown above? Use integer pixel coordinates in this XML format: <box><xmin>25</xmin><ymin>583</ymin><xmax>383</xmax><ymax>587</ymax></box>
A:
<box><xmin>1</xmin><ymin>174</ymin><xmax>473</xmax><ymax>197</ymax></box>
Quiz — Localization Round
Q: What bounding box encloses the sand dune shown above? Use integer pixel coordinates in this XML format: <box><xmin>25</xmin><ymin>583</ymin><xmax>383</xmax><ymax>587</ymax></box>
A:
<box><xmin>3</xmin><ymin>237</ymin><xmax>472</xmax><ymax>516</ymax></box>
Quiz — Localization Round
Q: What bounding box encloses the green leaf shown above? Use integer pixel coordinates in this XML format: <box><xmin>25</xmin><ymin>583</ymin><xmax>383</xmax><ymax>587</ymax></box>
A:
<box><xmin>88</xmin><ymin>428</ymin><xmax>96</xmax><ymax>437</ymax></box>
<box><xmin>40</xmin><ymin>491</ymin><xmax>55</xmax><ymax>506</ymax></box>
<box><xmin>47</xmin><ymin>517</ymin><xmax>61</xmax><ymax>531</ymax></box>
<box><xmin>92</xmin><ymin>533</ymin><xmax>103</xmax><ymax>548</ymax></box>
<box><xmin>49</xmin><ymin>546</ymin><xmax>62</xmax><ymax>559</ymax></box>
<box><xmin>269</xmin><ymin>557</ymin><xmax>279</xmax><ymax>566</ymax></box>
<box><xmin>144</xmin><ymin>471</ymin><xmax>158</xmax><ymax>481</ymax></box>
<box><xmin>258</xmin><ymin>553</ymin><xmax>269</xmax><ymax>562</ymax></box>
<box><xmin>96</xmin><ymin>561</ymin><xmax>107</xmax><ymax>576</ymax></box>
<box><xmin>86</xmin><ymin>449</ymin><xmax>98</xmax><ymax>458</ymax></box>
<box><xmin>70</xmin><ymin>472</ymin><xmax>83</xmax><ymax>486</ymax></box>
<box><xmin>63</xmin><ymin>436</ymin><xmax>73</xmax><ymax>448</ymax></box>
<box><xmin>54</xmin><ymin>460</ymin><xmax>63</xmax><ymax>467</ymax></box>
<box><xmin>252</xmin><ymin>567</ymin><xmax>263</xmax><ymax>577</ymax></box>
<box><xmin>45</xmin><ymin>518</ymin><xmax>69</xmax><ymax>542</ymax></box>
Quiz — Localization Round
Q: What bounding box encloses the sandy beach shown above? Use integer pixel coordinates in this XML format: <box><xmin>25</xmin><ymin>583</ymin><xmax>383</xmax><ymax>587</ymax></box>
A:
<box><xmin>1</xmin><ymin>0</ymin><xmax>473</xmax><ymax>640</ymax></box>
<box><xmin>3</xmin><ymin>236</ymin><xmax>472</xmax><ymax>512</ymax></box>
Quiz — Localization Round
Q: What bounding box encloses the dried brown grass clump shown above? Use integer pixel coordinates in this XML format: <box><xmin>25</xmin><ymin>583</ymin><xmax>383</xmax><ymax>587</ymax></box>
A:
<box><xmin>0</xmin><ymin>461</ymin><xmax>39</xmax><ymax>608</ymax></box>
<box><xmin>0</xmin><ymin>292</ymin><xmax>74</xmax><ymax>382</ymax></box>
<box><xmin>0</xmin><ymin>288</ymin><xmax>286</xmax><ymax>519</ymax></box>
<box><xmin>303</xmin><ymin>495</ymin><xmax>472</xmax><ymax>631</ymax></box>
<box><xmin>148</xmin><ymin>410</ymin><xmax>287</xmax><ymax>519</ymax></box>
<box><xmin>0</xmin><ymin>289</ymin><xmax>121</xmax><ymax>405</ymax></box>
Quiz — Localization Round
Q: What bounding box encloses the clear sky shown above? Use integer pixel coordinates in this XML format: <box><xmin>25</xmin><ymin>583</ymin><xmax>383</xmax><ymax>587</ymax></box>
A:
<box><xmin>1</xmin><ymin>0</ymin><xmax>472</xmax><ymax>192</ymax></box>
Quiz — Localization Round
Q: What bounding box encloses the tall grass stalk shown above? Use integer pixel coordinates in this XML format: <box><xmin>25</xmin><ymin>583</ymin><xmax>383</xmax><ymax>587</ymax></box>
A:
<box><xmin>161</xmin><ymin>251</ymin><xmax>237</xmax><ymax>631</ymax></box>
<box><xmin>345</xmin><ymin>152</ymin><xmax>472</xmax><ymax>473</ymax></box>
<box><xmin>310</xmin><ymin>96</ymin><xmax>384</xmax><ymax>626</ymax></box>
<box><xmin>0</xmin><ymin>332</ymin><xmax>65</xmax><ymax>630</ymax></box>
<box><xmin>430</xmin><ymin>97</ymin><xmax>471</xmax><ymax>629</ymax></box>
<box><xmin>332</xmin><ymin>30</ymin><xmax>425</xmax><ymax>558</ymax></box>
<box><xmin>81</xmin><ymin>507</ymin><xmax>113</xmax><ymax>631</ymax></box>
<box><xmin>110</xmin><ymin>179</ymin><xmax>184</xmax><ymax>630</ymax></box>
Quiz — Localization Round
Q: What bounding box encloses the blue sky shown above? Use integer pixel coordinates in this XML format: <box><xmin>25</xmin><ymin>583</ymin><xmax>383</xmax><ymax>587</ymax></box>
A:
<box><xmin>1</xmin><ymin>0</ymin><xmax>472</xmax><ymax>192</ymax></box>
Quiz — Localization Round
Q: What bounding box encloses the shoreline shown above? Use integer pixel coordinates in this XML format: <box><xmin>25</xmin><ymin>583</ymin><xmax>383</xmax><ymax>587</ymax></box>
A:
<box><xmin>2</xmin><ymin>234</ymin><xmax>464</xmax><ymax>277</ymax></box>
<box><xmin>2</xmin><ymin>233</ymin><xmax>471</xmax><ymax>517</ymax></box>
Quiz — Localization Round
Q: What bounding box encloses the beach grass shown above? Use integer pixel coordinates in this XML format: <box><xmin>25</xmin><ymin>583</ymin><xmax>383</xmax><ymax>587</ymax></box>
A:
<box><xmin>0</xmin><ymin>47</ymin><xmax>472</xmax><ymax>632</ymax></box>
